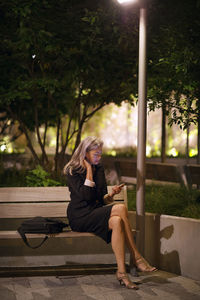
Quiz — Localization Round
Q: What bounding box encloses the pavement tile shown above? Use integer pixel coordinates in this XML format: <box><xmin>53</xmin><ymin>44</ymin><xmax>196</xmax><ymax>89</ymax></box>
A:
<box><xmin>0</xmin><ymin>287</ymin><xmax>16</xmax><ymax>300</ymax></box>
<box><xmin>12</xmin><ymin>277</ymin><xmax>31</xmax><ymax>288</ymax></box>
<box><xmin>59</xmin><ymin>276</ymin><xmax>83</xmax><ymax>287</ymax></box>
<box><xmin>43</xmin><ymin>277</ymin><xmax>63</xmax><ymax>288</ymax></box>
<box><xmin>132</xmin><ymin>271</ymin><xmax>200</xmax><ymax>300</ymax></box>
<box><xmin>169</xmin><ymin>275</ymin><xmax>200</xmax><ymax>296</ymax></box>
<box><xmin>0</xmin><ymin>271</ymin><xmax>200</xmax><ymax>300</ymax></box>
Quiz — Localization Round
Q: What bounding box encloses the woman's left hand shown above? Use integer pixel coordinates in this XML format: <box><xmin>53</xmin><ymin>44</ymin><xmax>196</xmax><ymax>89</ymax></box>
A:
<box><xmin>110</xmin><ymin>183</ymin><xmax>124</xmax><ymax>197</ymax></box>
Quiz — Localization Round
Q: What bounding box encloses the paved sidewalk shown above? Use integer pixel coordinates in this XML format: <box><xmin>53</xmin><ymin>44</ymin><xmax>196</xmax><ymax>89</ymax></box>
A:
<box><xmin>0</xmin><ymin>270</ymin><xmax>200</xmax><ymax>300</ymax></box>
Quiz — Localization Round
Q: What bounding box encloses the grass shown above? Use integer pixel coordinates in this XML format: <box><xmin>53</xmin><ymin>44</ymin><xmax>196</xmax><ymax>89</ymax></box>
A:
<box><xmin>127</xmin><ymin>184</ymin><xmax>200</xmax><ymax>219</ymax></box>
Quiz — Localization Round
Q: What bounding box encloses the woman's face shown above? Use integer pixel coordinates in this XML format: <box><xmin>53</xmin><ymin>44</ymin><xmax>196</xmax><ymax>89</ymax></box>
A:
<box><xmin>85</xmin><ymin>147</ymin><xmax>102</xmax><ymax>165</ymax></box>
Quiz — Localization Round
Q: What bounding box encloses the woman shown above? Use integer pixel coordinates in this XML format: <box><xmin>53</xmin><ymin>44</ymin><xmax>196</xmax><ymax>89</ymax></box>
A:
<box><xmin>64</xmin><ymin>136</ymin><xmax>156</xmax><ymax>290</ymax></box>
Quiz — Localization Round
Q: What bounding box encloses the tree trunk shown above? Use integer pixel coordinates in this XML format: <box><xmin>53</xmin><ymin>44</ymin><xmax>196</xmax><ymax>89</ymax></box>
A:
<box><xmin>21</xmin><ymin>125</ymin><xmax>41</xmax><ymax>165</ymax></box>
<box><xmin>161</xmin><ymin>104</ymin><xmax>166</xmax><ymax>163</ymax></box>
<box><xmin>197</xmin><ymin>100</ymin><xmax>200</xmax><ymax>189</ymax></box>
<box><xmin>73</xmin><ymin>103</ymin><xmax>84</xmax><ymax>152</ymax></box>
<box><xmin>43</xmin><ymin>121</ymin><xmax>48</xmax><ymax>146</ymax></box>
<box><xmin>197</xmin><ymin>95</ymin><xmax>200</xmax><ymax>164</ymax></box>
<box><xmin>34</xmin><ymin>105</ymin><xmax>49</xmax><ymax>167</ymax></box>
<box><xmin>54</xmin><ymin>117</ymin><xmax>61</xmax><ymax>175</ymax></box>
<box><xmin>73</xmin><ymin>121</ymin><xmax>84</xmax><ymax>153</ymax></box>
<box><xmin>186</xmin><ymin>125</ymin><xmax>190</xmax><ymax>164</ymax></box>
<box><xmin>197</xmin><ymin>111</ymin><xmax>200</xmax><ymax>164</ymax></box>
<box><xmin>7</xmin><ymin>106</ymin><xmax>41</xmax><ymax>165</ymax></box>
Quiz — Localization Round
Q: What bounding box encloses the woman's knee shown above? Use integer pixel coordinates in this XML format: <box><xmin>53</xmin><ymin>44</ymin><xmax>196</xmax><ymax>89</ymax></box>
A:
<box><xmin>112</xmin><ymin>203</ymin><xmax>128</xmax><ymax>218</ymax></box>
<box><xmin>109</xmin><ymin>215</ymin><xmax>123</xmax><ymax>230</ymax></box>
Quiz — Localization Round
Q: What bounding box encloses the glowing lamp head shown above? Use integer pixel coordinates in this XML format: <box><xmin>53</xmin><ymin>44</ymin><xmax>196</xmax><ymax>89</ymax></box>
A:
<box><xmin>117</xmin><ymin>0</ymin><xmax>138</xmax><ymax>4</ymax></box>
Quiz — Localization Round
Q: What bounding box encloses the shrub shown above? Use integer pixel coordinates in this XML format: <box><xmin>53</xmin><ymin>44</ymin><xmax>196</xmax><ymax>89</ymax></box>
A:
<box><xmin>26</xmin><ymin>165</ymin><xmax>62</xmax><ymax>187</ymax></box>
<box><xmin>128</xmin><ymin>184</ymin><xmax>200</xmax><ymax>219</ymax></box>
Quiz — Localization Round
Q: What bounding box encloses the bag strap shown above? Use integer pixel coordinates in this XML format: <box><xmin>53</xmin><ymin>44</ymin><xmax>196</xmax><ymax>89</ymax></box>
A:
<box><xmin>18</xmin><ymin>228</ymin><xmax>48</xmax><ymax>249</ymax></box>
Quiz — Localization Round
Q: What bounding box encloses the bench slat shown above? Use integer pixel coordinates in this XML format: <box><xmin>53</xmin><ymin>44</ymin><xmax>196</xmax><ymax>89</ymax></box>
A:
<box><xmin>115</xmin><ymin>161</ymin><xmax>185</xmax><ymax>185</ymax></box>
<box><xmin>185</xmin><ymin>164</ymin><xmax>200</xmax><ymax>185</ymax></box>
<box><xmin>0</xmin><ymin>229</ymin><xmax>136</xmax><ymax>239</ymax></box>
<box><xmin>0</xmin><ymin>203</ymin><xmax>68</xmax><ymax>218</ymax></box>
<box><xmin>0</xmin><ymin>186</ymin><xmax>128</xmax><ymax>218</ymax></box>
<box><xmin>0</xmin><ymin>186</ymin><xmax>127</xmax><ymax>203</ymax></box>
<box><xmin>0</xmin><ymin>187</ymin><xmax>70</xmax><ymax>202</ymax></box>
<box><xmin>0</xmin><ymin>230</ymin><xmax>95</xmax><ymax>239</ymax></box>
<box><xmin>0</xmin><ymin>201</ymin><xmax>126</xmax><ymax>219</ymax></box>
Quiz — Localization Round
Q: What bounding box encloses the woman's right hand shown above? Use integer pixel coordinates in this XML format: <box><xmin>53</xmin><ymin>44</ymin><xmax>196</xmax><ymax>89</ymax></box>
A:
<box><xmin>83</xmin><ymin>159</ymin><xmax>93</xmax><ymax>182</ymax></box>
<box><xmin>83</xmin><ymin>159</ymin><xmax>92</xmax><ymax>170</ymax></box>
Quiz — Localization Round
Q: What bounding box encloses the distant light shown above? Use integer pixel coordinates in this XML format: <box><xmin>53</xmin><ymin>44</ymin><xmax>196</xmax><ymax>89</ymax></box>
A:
<box><xmin>111</xmin><ymin>113</ymin><xmax>117</xmax><ymax>119</ymax></box>
<box><xmin>167</xmin><ymin>147</ymin><xmax>178</xmax><ymax>157</ymax></box>
<box><xmin>49</xmin><ymin>138</ymin><xmax>57</xmax><ymax>147</ymax></box>
<box><xmin>117</xmin><ymin>0</ymin><xmax>138</xmax><ymax>4</ymax></box>
<box><xmin>146</xmin><ymin>145</ymin><xmax>151</xmax><ymax>157</ymax></box>
<box><xmin>0</xmin><ymin>144</ymin><xmax>6</xmax><ymax>152</ymax></box>
<box><xmin>7</xmin><ymin>146</ymin><xmax>13</xmax><ymax>153</ymax></box>
<box><xmin>32</xmin><ymin>54</ymin><xmax>36</xmax><ymax>59</ymax></box>
<box><xmin>189</xmin><ymin>148</ymin><xmax>197</xmax><ymax>157</ymax></box>
<box><xmin>106</xmin><ymin>150</ymin><xmax>117</xmax><ymax>157</ymax></box>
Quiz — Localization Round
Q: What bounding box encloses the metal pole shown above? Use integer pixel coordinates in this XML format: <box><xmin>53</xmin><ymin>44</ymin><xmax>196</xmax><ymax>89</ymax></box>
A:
<box><xmin>136</xmin><ymin>6</ymin><xmax>147</xmax><ymax>255</ymax></box>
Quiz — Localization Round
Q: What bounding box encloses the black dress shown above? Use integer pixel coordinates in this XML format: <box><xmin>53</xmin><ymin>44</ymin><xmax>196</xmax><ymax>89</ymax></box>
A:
<box><xmin>66</xmin><ymin>164</ymin><xmax>113</xmax><ymax>243</ymax></box>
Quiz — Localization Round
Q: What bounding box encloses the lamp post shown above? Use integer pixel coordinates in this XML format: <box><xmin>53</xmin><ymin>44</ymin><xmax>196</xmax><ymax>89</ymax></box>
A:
<box><xmin>117</xmin><ymin>0</ymin><xmax>147</xmax><ymax>255</ymax></box>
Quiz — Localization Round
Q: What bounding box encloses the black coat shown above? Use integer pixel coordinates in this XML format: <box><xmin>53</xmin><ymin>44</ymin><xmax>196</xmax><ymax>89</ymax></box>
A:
<box><xmin>66</xmin><ymin>164</ymin><xmax>108</xmax><ymax>222</ymax></box>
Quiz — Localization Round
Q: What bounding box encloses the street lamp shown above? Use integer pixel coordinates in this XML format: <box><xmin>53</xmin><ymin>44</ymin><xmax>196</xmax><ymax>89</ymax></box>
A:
<box><xmin>117</xmin><ymin>0</ymin><xmax>147</xmax><ymax>255</ymax></box>
<box><xmin>117</xmin><ymin>0</ymin><xmax>138</xmax><ymax>3</ymax></box>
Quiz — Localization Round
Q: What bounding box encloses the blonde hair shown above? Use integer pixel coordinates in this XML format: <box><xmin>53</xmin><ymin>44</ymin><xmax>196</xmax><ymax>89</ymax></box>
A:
<box><xmin>63</xmin><ymin>136</ymin><xmax>103</xmax><ymax>175</ymax></box>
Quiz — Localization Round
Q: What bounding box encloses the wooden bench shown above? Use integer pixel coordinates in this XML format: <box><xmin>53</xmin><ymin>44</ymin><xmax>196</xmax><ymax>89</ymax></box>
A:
<box><xmin>115</xmin><ymin>160</ymin><xmax>186</xmax><ymax>186</ymax></box>
<box><xmin>184</xmin><ymin>164</ymin><xmax>200</xmax><ymax>188</ymax></box>
<box><xmin>0</xmin><ymin>186</ymin><xmax>137</xmax><ymax>276</ymax></box>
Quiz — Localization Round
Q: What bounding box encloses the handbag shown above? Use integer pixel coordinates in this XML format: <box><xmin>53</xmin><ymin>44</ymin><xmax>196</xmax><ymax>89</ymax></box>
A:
<box><xmin>17</xmin><ymin>216</ymin><xmax>69</xmax><ymax>249</ymax></box>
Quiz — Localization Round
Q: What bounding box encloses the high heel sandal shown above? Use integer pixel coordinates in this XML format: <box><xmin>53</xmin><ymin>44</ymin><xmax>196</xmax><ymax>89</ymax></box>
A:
<box><xmin>136</xmin><ymin>256</ymin><xmax>157</xmax><ymax>272</ymax></box>
<box><xmin>116</xmin><ymin>271</ymin><xmax>139</xmax><ymax>290</ymax></box>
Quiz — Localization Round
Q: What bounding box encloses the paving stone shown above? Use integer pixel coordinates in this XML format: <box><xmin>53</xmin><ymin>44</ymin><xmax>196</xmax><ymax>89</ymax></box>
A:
<box><xmin>0</xmin><ymin>287</ymin><xmax>16</xmax><ymax>300</ymax></box>
<box><xmin>44</xmin><ymin>277</ymin><xmax>63</xmax><ymax>287</ymax></box>
<box><xmin>59</xmin><ymin>276</ymin><xmax>82</xmax><ymax>287</ymax></box>
<box><xmin>12</xmin><ymin>277</ymin><xmax>31</xmax><ymax>288</ymax></box>
<box><xmin>0</xmin><ymin>271</ymin><xmax>200</xmax><ymax>300</ymax></box>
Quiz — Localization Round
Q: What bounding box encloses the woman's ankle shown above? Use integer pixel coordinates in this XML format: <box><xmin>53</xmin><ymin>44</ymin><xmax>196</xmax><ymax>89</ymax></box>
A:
<box><xmin>117</xmin><ymin>269</ymin><xmax>126</xmax><ymax>274</ymax></box>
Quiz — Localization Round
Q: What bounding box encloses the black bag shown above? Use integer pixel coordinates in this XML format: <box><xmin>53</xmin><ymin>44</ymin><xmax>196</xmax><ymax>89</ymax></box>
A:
<box><xmin>17</xmin><ymin>216</ymin><xmax>69</xmax><ymax>249</ymax></box>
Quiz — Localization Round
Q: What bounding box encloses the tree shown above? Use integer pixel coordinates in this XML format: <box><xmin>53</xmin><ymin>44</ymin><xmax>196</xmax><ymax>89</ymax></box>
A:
<box><xmin>147</xmin><ymin>0</ymin><xmax>200</xmax><ymax>162</ymax></box>
<box><xmin>0</xmin><ymin>0</ymin><xmax>139</xmax><ymax>173</ymax></box>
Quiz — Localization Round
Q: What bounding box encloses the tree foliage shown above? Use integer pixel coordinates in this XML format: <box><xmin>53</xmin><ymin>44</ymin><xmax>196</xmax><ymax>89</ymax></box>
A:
<box><xmin>148</xmin><ymin>0</ymin><xmax>200</xmax><ymax>129</ymax></box>
<box><xmin>147</xmin><ymin>0</ymin><xmax>200</xmax><ymax>162</ymax></box>
<box><xmin>1</xmin><ymin>0</ymin><xmax>200</xmax><ymax>170</ymax></box>
<box><xmin>0</xmin><ymin>0</ymin><xmax>139</xmax><ymax>172</ymax></box>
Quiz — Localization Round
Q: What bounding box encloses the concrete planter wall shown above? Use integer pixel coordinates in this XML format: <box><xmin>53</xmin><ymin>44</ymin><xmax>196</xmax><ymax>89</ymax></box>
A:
<box><xmin>128</xmin><ymin>211</ymin><xmax>200</xmax><ymax>281</ymax></box>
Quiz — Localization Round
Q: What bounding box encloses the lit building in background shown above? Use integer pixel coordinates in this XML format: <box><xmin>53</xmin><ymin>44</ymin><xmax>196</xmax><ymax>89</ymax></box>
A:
<box><xmin>84</xmin><ymin>102</ymin><xmax>198</xmax><ymax>158</ymax></box>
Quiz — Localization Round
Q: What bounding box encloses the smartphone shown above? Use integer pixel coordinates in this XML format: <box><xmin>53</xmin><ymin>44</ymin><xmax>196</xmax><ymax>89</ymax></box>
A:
<box><xmin>119</xmin><ymin>183</ymin><xmax>125</xmax><ymax>188</ymax></box>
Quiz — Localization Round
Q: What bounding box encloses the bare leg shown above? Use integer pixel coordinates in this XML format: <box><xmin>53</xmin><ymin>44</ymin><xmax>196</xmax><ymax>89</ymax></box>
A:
<box><xmin>110</xmin><ymin>204</ymin><xmax>140</xmax><ymax>261</ymax></box>
<box><xmin>110</xmin><ymin>204</ymin><xmax>156</xmax><ymax>272</ymax></box>
<box><xmin>109</xmin><ymin>215</ymin><xmax>138</xmax><ymax>289</ymax></box>
<box><xmin>108</xmin><ymin>216</ymin><xmax>126</xmax><ymax>273</ymax></box>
